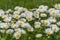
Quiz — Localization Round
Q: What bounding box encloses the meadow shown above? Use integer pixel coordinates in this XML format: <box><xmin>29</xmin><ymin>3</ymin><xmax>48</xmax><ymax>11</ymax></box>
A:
<box><xmin>0</xmin><ymin>0</ymin><xmax>60</xmax><ymax>40</ymax></box>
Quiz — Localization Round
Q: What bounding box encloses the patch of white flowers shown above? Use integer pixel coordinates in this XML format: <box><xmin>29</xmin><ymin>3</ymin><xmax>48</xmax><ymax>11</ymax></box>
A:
<box><xmin>0</xmin><ymin>4</ymin><xmax>60</xmax><ymax>40</ymax></box>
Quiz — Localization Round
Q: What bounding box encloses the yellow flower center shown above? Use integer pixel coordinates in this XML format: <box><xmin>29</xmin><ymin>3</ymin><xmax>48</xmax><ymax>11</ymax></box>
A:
<box><xmin>3</xmin><ymin>16</ymin><xmax>7</xmax><ymax>18</ymax></box>
<box><xmin>35</xmin><ymin>25</ymin><xmax>40</xmax><ymax>28</ymax></box>
<box><xmin>14</xmin><ymin>26</ymin><xmax>17</xmax><ymax>28</ymax></box>
<box><xmin>5</xmin><ymin>20</ymin><xmax>9</xmax><ymax>22</ymax></box>
<box><xmin>52</xmin><ymin>11</ymin><xmax>56</xmax><ymax>14</ymax></box>
<box><xmin>15</xmin><ymin>15</ymin><xmax>19</xmax><ymax>19</ymax></box>
<box><xmin>3</xmin><ymin>25</ymin><xmax>7</xmax><ymax>29</ymax></box>
<box><xmin>15</xmin><ymin>12</ymin><xmax>19</xmax><ymax>14</ymax></box>
<box><xmin>45</xmin><ymin>22</ymin><xmax>48</xmax><ymax>25</ymax></box>
<box><xmin>27</xmin><ymin>17</ymin><xmax>30</xmax><ymax>21</ymax></box>
<box><xmin>16</xmin><ymin>8</ymin><xmax>19</xmax><ymax>10</ymax></box>
<box><xmin>37</xmin><ymin>9</ymin><xmax>40</xmax><ymax>12</ymax></box>
<box><xmin>18</xmin><ymin>21</ymin><xmax>22</xmax><ymax>24</ymax></box>
<box><xmin>34</xmin><ymin>14</ymin><xmax>37</xmax><ymax>17</ymax></box>
<box><xmin>47</xmin><ymin>31</ymin><xmax>51</xmax><ymax>35</ymax></box>
<box><xmin>16</xmin><ymin>34</ymin><xmax>21</xmax><ymax>38</ymax></box>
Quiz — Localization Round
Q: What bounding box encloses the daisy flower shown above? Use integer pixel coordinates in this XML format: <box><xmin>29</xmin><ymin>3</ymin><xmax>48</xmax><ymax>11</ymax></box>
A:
<box><xmin>45</xmin><ymin>28</ymin><xmax>53</xmax><ymax>35</ymax></box>
<box><xmin>13</xmin><ymin>32</ymin><xmax>21</xmax><ymax>39</ymax></box>
<box><xmin>36</xmin><ymin>34</ymin><xmax>42</xmax><ymax>38</ymax></box>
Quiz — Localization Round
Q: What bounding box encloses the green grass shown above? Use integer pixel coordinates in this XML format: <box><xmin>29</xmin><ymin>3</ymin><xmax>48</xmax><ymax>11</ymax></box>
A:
<box><xmin>0</xmin><ymin>0</ymin><xmax>60</xmax><ymax>10</ymax></box>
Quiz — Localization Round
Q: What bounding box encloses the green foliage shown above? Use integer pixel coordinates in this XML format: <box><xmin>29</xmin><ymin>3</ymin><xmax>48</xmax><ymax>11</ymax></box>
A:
<box><xmin>0</xmin><ymin>0</ymin><xmax>60</xmax><ymax>10</ymax></box>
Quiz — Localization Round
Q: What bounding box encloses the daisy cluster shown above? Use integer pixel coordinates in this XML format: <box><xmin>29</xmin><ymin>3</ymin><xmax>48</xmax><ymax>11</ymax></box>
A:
<box><xmin>0</xmin><ymin>4</ymin><xmax>60</xmax><ymax>40</ymax></box>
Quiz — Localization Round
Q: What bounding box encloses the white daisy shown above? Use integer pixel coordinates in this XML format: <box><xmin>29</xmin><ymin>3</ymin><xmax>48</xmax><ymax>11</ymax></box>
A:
<box><xmin>11</xmin><ymin>24</ymin><xmax>19</xmax><ymax>29</ymax></box>
<box><xmin>57</xmin><ymin>21</ymin><xmax>60</xmax><ymax>26</ymax></box>
<box><xmin>43</xmin><ymin>20</ymin><xmax>50</xmax><ymax>26</ymax></box>
<box><xmin>20</xmin><ymin>18</ymin><xmax>26</xmax><ymax>22</ymax></box>
<box><xmin>48</xmin><ymin>8</ymin><xmax>55</xmax><ymax>13</ymax></box>
<box><xmin>13</xmin><ymin>14</ymin><xmax>20</xmax><ymax>19</ymax></box>
<box><xmin>16</xmin><ymin>21</ymin><xmax>24</xmax><ymax>25</ymax></box>
<box><xmin>40</xmin><ymin>13</ymin><xmax>47</xmax><ymax>17</ymax></box>
<box><xmin>6</xmin><ymin>29</ymin><xmax>14</xmax><ymax>34</ymax></box>
<box><xmin>14</xmin><ymin>11</ymin><xmax>20</xmax><ymax>14</ymax></box>
<box><xmin>48</xmin><ymin>17</ymin><xmax>56</xmax><ymax>23</ymax></box>
<box><xmin>49</xmin><ymin>10</ymin><xmax>59</xmax><ymax>17</ymax></box>
<box><xmin>20</xmin><ymin>13</ymin><xmax>26</xmax><ymax>17</ymax></box>
<box><xmin>2</xmin><ymin>15</ymin><xmax>8</xmax><ymax>19</ymax></box>
<box><xmin>54</xmin><ymin>4</ymin><xmax>60</xmax><ymax>9</ymax></box>
<box><xmin>21</xmin><ymin>29</ymin><xmax>26</xmax><ymax>34</ymax></box>
<box><xmin>4</xmin><ymin>17</ymin><xmax>12</xmax><ymax>22</ymax></box>
<box><xmin>14</xmin><ymin>28</ymin><xmax>22</xmax><ymax>33</ymax></box>
<box><xmin>33</xmin><ymin>12</ymin><xmax>39</xmax><ymax>18</ymax></box>
<box><xmin>34</xmin><ymin>22</ymin><xmax>41</xmax><ymax>29</ymax></box>
<box><xmin>6</xmin><ymin>9</ymin><xmax>13</xmax><ymax>13</ymax></box>
<box><xmin>14</xmin><ymin>6</ymin><xmax>20</xmax><ymax>11</ymax></box>
<box><xmin>0</xmin><ymin>9</ymin><xmax>5</xmax><ymax>16</ymax></box>
<box><xmin>36</xmin><ymin>5</ymin><xmax>48</xmax><ymax>13</ymax></box>
<box><xmin>21</xmin><ymin>23</ymin><xmax>32</xmax><ymax>28</ymax></box>
<box><xmin>14</xmin><ymin>32</ymin><xmax>21</xmax><ymax>39</ymax></box>
<box><xmin>52</xmin><ymin>25</ymin><xmax>59</xmax><ymax>32</ymax></box>
<box><xmin>25</xmin><ymin>11</ymin><xmax>33</xmax><ymax>21</ymax></box>
<box><xmin>1</xmin><ymin>23</ymin><xmax>9</xmax><ymax>29</ymax></box>
<box><xmin>27</xmin><ymin>27</ymin><xmax>34</xmax><ymax>32</ymax></box>
<box><xmin>45</xmin><ymin>28</ymin><xmax>53</xmax><ymax>35</ymax></box>
<box><xmin>50</xmin><ymin>24</ymin><xmax>59</xmax><ymax>32</ymax></box>
<box><xmin>36</xmin><ymin>34</ymin><xmax>42</xmax><ymax>38</ymax></box>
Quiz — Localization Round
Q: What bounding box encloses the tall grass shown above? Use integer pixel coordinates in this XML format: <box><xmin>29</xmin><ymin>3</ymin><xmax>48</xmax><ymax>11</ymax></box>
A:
<box><xmin>0</xmin><ymin>0</ymin><xmax>60</xmax><ymax>10</ymax></box>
